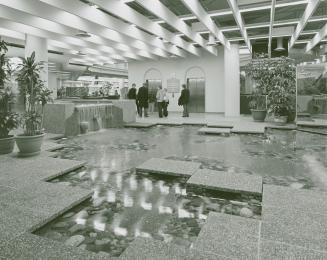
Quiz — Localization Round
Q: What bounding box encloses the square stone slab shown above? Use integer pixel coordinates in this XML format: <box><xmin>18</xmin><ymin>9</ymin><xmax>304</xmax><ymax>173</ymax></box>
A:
<box><xmin>261</xmin><ymin>206</ymin><xmax>327</xmax><ymax>252</ymax></box>
<box><xmin>193</xmin><ymin>212</ymin><xmax>260</xmax><ymax>260</ymax></box>
<box><xmin>0</xmin><ymin>233</ymin><xmax>109</xmax><ymax>260</ymax></box>
<box><xmin>297</xmin><ymin>120</ymin><xmax>327</xmax><ymax>127</ymax></box>
<box><xmin>231</xmin><ymin>123</ymin><xmax>266</xmax><ymax>134</ymax></box>
<box><xmin>136</xmin><ymin>158</ymin><xmax>201</xmax><ymax>177</ymax></box>
<box><xmin>124</xmin><ymin>122</ymin><xmax>156</xmax><ymax>128</ymax></box>
<box><xmin>0</xmin><ymin>182</ymin><xmax>91</xmax><ymax>221</ymax></box>
<box><xmin>207</xmin><ymin>122</ymin><xmax>234</xmax><ymax>128</ymax></box>
<box><xmin>187</xmin><ymin>169</ymin><xmax>262</xmax><ymax>196</ymax></box>
<box><xmin>198</xmin><ymin>127</ymin><xmax>231</xmax><ymax>135</ymax></box>
<box><xmin>0</xmin><ymin>157</ymin><xmax>86</xmax><ymax>188</ymax></box>
<box><xmin>259</xmin><ymin>239</ymin><xmax>327</xmax><ymax>260</ymax></box>
<box><xmin>262</xmin><ymin>185</ymin><xmax>327</xmax><ymax>214</ymax></box>
<box><xmin>120</xmin><ymin>238</ymin><xmax>229</xmax><ymax>260</ymax></box>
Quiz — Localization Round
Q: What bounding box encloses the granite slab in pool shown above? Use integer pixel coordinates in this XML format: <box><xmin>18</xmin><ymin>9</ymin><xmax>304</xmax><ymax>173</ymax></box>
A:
<box><xmin>136</xmin><ymin>158</ymin><xmax>201</xmax><ymax>177</ymax></box>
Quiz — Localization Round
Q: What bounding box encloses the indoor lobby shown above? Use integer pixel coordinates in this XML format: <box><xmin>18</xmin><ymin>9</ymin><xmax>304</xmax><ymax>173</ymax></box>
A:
<box><xmin>0</xmin><ymin>0</ymin><xmax>327</xmax><ymax>259</ymax></box>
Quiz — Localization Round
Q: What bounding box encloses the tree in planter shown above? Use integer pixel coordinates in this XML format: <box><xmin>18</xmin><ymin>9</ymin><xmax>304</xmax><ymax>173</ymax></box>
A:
<box><xmin>267</xmin><ymin>57</ymin><xmax>296</xmax><ymax>122</ymax></box>
<box><xmin>0</xmin><ymin>39</ymin><xmax>19</xmax><ymax>149</ymax></box>
<box><xmin>245</xmin><ymin>54</ymin><xmax>269</xmax><ymax>121</ymax></box>
<box><xmin>246</xmin><ymin>54</ymin><xmax>296</xmax><ymax>122</ymax></box>
<box><xmin>16</xmin><ymin>52</ymin><xmax>52</xmax><ymax>136</ymax></box>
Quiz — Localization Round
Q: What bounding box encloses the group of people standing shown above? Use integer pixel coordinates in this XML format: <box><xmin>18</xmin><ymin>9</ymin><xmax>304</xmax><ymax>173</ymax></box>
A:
<box><xmin>127</xmin><ymin>82</ymin><xmax>190</xmax><ymax>118</ymax></box>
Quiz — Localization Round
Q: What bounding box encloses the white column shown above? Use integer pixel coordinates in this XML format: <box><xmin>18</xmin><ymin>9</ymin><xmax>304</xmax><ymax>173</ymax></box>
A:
<box><xmin>224</xmin><ymin>43</ymin><xmax>240</xmax><ymax>117</ymax></box>
<box><xmin>25</xmin><ymin>34</ymin><xmax>48</xmax><ymax>88</ymax></box>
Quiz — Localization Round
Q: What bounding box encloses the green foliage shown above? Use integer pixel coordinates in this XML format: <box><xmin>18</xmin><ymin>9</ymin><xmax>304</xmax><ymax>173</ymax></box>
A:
<box><xmin>248</xmin><ymin>89</ymin><xmax>266</xmax><ymax>110</ymax></box>
<box><xmin>0</xmin><ymin>39</ymin><xmax>19</xmax><ymax>138</ymax></box>
<box><xmin>16</xmin><ymin>51</ymin><xmax>52</xmax><ymax>136</ymax></box>
<box><xmin>0</xmin><ymin>112</ymin><xmax>20</xmax><ymax>138</ymax></box>
<box><xmin>245</xmin><ymin>54</ymin><xmax>296</xmax><ymax>116</ymax></box>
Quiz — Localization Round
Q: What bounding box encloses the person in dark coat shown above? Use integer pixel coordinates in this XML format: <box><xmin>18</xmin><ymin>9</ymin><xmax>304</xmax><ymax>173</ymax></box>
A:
<box><xmin>127</xmin><ymin>83</ymin><xmax>139</xmax><ymax>114</ymax></box>
<box><xmin>178</xmin><ymin>84</ymin><xmax>190</xmax><ymax>117</ymax></box>
<box><xmin>137</xmin><ymin>83</ymin><xmax>149</xmax><ymax>117</ymax></box>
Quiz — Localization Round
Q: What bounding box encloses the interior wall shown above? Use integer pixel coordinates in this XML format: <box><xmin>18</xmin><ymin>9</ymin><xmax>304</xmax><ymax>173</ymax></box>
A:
<box><xmin>128</xmin><ymin>47</ymin><xmax>225</xmax><ymax>113</ymax></box>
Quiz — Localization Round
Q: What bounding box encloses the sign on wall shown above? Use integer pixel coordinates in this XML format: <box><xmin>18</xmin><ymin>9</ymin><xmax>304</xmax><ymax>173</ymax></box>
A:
<box><xmin>167</xmin><ymin>77</ymin><xmax>180</xmax><ymax>93</ymax></box>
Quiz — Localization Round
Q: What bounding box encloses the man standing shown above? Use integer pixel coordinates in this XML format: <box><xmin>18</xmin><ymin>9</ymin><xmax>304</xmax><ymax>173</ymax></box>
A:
<box><xmin>137</xmin><ymin>83</ymin><xmax>149</xmax><ymax>117</ymax></box>
<box><xmin>178</xmin><ymin>84</ymin><xmax>190</xmax><ymax>117</ymax></box>
<box><xmin>127</xmin><ymin>83</ymin><xmax>139</xmax><ymax>114</ymax></box>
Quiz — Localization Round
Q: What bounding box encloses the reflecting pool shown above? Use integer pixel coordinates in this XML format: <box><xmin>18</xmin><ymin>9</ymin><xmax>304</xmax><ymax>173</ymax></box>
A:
<box><xmin>35</xmin><ymin>126</ymin><xmax>326</xmax><ymax>257</ymax></box>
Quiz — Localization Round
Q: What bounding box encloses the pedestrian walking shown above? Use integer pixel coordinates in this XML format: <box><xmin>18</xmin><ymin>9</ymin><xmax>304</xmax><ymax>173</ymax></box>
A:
<box><xmin>178</xmin><ymin>84</ymin><xmax>190</xmax><ymax>117</ymax></box>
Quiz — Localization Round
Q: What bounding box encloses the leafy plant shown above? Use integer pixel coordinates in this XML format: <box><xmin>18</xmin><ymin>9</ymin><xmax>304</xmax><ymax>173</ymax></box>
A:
<box><xmin>245</xmin><ymin>54</ymin><xmax>296</xmax><ymax>118</ymax></box>
<box><xmin>0</xmin><ymin>39</ymin><xmax>19</xmax><ymax>138</ymax></box>
<box><xmin>16</xmin><ymin>51</ymin><xmax>52</xmax><ymax>136</ymax></box>
<box><xmin>248</xmin><ymin>89</ymin><xmax>266</xmax><ymax>110</ymax></box>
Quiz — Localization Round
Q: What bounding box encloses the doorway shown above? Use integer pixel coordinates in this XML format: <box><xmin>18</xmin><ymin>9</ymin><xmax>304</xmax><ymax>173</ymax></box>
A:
<box><xmin>187</xmin><ymin>78</ymin><xmax>205</xmax><ymax>113</ymax></box>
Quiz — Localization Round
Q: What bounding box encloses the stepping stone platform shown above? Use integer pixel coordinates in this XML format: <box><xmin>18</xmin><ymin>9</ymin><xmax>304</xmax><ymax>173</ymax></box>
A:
<box><xmin>231</xmin><ymin>123</ymin><xmax>266</xmax><ymax>134</ymax></box>
<box><xmin>297</xmin><ymin>120</ymin><xmax>327</xmax><ymax>128</ymax></box>
<box><xmin>136</xmin><ymin>158</ymin><xmax>200</xmax><ymax>177</ymax></box>
<box><xmin>187</xmin><ymin>169</ymin><xmax>262</xmax><ymax>196</ymax></box>
<box><xmin>0</xmin><ymin>233</ymin><xmax>109</xmax><ymax>260</ymax></box>
<box><xmin>261</xmin><ymin>185</ymin><xmax>327</xmax><ymax>255</ymax></box>
<box><xmin>207</xmin><ymin>122</ymin><xmax>234</xmax><ymax>128</ymax></box>
<box><xmin>120</xmin><ymin>237</ymin><xmax>227</xmax><ymax>260</ymax></box>
<box><xmin>262</xmin><ymin>184</ymin><xmax>327</xmax><ymax>213</ymax></box>
<box><xmin>198</xmin><ymin>127</ymin><xmax>231</xmax><ymax>135</ymax></box>
<box><xmin>193</xmin><ymin>212</ymin><xmax>260</xmax><ymax>260</ymax></box>
<box><xmin>124</xmin><ymin>122</ymin><xmax>156</xmax><ymax>128</ymax></box>
<box><xmin>266</xmin><ymin>124</ymin><xmax>297</xmax><ymax>130</ymax></box>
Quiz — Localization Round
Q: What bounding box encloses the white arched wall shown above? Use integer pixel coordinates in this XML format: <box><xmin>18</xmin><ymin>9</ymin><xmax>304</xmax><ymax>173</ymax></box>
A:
<box><xmin>128</xmin><ymin>48</ymin><xmax>225</xmax><ymax>113</ymax></box>
<box><xmin>185</xmin><ymin>66</ymin><xmax>206</xmax><ymax>81</ymax></box>
<box><xmin>143</xmin><ymin>68</ymin><xmax>162</xmax><ymax>82</ymax></box>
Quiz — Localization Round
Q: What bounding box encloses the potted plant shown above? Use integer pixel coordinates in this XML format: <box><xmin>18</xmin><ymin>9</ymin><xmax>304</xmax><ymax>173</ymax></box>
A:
<box><xmin>245</xmin><ymin>54</ymin><xmax>269</xmax><ymax>122</ymax></box>
<box><xmin>248</xmin><ymin>89</ymin><xmax>267</xmax><ymax>122</ymax></box>
<box><xmin>0</xmin><ymin>39</ymin><xmax>19</xmax><ymax>154</ymax></box>
<box><xmin>246</xmin><ymin>54</ymin><xmax>296</xmax><ymax>124</ymax></box>
<box><xmin>15</xmin><ymin>52</ymin><xmax>52</xmax><ymax>156</ymax></box>
<box><xmin>267</xmin><ymin>57</ymin><xmax>296</xmax><ymax>124</ymax></box>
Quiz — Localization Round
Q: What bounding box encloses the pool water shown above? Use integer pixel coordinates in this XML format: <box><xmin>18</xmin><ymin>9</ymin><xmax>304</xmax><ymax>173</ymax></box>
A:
<box><xmin>55</xmin><ymin>126</ymin><xmax>326</xmax><ymax>191</ymax></box>
<box><xmin>35</xmin><ymin>126</ymin><xmax>326</xmax><ymax>257</ymax></box>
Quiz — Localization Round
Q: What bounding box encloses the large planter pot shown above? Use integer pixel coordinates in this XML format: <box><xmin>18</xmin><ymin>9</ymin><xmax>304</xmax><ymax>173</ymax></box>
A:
<box><xmin>273</xmin><ymin>115</ymin><xmax>288</xmax><ymax>125</ymax></box>
<box><xmin>15</xmin><ymin>133</ymin><xmax>45</xmax><ymax>157</ymax></box>
<box><xmin>251</xmin><ymin>109</ymin><xmax>267</xmax><ymax>122</ymax></box>
<box><xmin>0</xmin><ymin>135</ymin><xmax>15</xmax><ymax>154</ymax></box>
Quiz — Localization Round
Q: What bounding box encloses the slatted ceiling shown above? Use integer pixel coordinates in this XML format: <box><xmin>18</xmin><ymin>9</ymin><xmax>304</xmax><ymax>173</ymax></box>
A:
<box><xmin>298</xmin><ymin>34</ymin><xmax>317</xmax><ymax>40</ymax></box>
<box><xmin>181</xmin><ymin>35</ymin><xmax>195</xmax><ymax>43</ymax></box>
<box><xmin>247</xmin><ymin>27</ymin><xmax>269</xmax><ymax>36</ymax></box>
<box><xmin>201</xmin><ymin>33</ymin><xmax>209</xmax><ymax>40</ymax></box>
<box><xmin>242</xmin><ymin>9</ymin><xmax>271</xmax><ymax>24</ymax></box>
<box><xmin>223</xmin><ymin>30</ymin><xmax>243</xmax><ymax>38</ymax></box>
<box><xmin>183</xmin><ymin>18</ymin><xmax>200</xmax><ymax>26</ymax></box>
<box><xmin>312</xmin><ymin>1</ymin><xmax>327</xmax><ymax>16</ymax></box>
<box><xmin>274</xmin><ymin>4</ymin><xmax>307</xmax><ymax>21</ymax></box>
<box><xmin>126</xmin><ymin>1</ymin><xmax>159</xmax><ymax>20</ymax></box>
<box><xmin>211</xmin><ymin>15</ymin><xmax>238</xmax><ymax>27</ymax></box>
<box><xmin>158</xmin><ymin>22</ymin><xmax>180</xmax><ymax>33</ymax></box>
<box><xmin>303</xmin><ymin>21</ymin><xmax>327</xmax><ymax>31</ymax></box>
<box><xmin>199</xmin><ymin>0</ymin><xmax>230</xmax><ymax>12</ymax></box>
<box><xmin>159</xmin><ymin>0</ymin><xmax>192</xmax><ymax>16</ymax></box>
